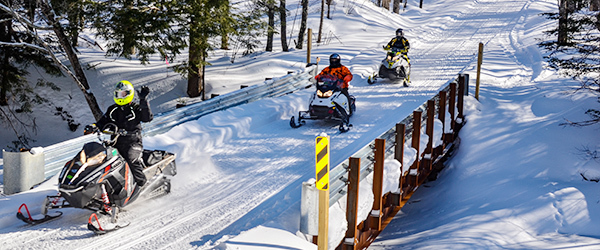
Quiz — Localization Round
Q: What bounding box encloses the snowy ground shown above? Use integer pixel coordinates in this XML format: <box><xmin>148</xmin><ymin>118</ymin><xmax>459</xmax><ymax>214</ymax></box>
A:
<box><xmin>1</xmin><ymin>0</ymin><xmax>600</xmax><ymax>249</ymax></box>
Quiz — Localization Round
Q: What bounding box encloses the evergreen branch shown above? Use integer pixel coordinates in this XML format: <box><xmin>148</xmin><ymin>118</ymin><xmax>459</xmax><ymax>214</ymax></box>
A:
<box><xmin>0</xmin><ymin>41</ymin><xmax>49</xmax><ymax>53</ymax></box>
<box><xmin>0</xmin><ymin>3</ymin><xmax>54</xmax><ymax>30</ymax></box>
<box><xmin>0</xmin><ymin>106</ymin><xmax>30</xmax><ymax>148</ymax></box>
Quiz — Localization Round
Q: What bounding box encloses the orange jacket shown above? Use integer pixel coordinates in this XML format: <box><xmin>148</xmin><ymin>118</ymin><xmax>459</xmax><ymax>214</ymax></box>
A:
<box><xmin>315</xmin><ymin>65</ymin><xmax>353</xmax><ymax>88</ymax></box>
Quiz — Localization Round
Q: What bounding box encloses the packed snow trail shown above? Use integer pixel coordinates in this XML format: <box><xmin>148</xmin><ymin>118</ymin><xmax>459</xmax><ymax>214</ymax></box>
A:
<box><xmin>0</xmin><ymin>0</ymin><xmax>539</xmax><ymax>248</ymax></box>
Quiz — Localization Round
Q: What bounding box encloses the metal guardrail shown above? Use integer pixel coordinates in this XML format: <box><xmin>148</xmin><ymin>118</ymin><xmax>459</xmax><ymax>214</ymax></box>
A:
<box><xmin>9</xmin><ymin>65</ymin><xmax>317</xmax><ymax>180</ymax></box>
<box><xmin>327</xmin><ymin>78</ymin><xmax>458</xmax><ymax>206</ymax></box>
<box><xmin>143</xmin><ymin>65</ymin><xmax>318</xmax><ymax>136</ymax></box>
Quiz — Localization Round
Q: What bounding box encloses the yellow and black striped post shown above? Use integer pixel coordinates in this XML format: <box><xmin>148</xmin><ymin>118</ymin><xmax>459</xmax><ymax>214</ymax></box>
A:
<box><xmin>315</xmin><ymin>136</ymin><xmax>330</xmax><ymax>250</ymax></box>
<box><xmin>315</xmin><ymin>136</ymin><xmax>330</xmax><ymax>190</ymax></box>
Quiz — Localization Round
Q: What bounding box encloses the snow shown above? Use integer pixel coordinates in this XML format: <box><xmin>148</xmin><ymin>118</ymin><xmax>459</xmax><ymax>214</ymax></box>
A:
<box><xmin>1</xmin><ymin>0</ymin><xmax>600</xmax><ymax>249</ymax></box>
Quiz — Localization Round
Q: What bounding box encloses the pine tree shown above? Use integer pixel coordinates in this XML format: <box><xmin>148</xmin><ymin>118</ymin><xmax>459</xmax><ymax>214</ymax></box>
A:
<box><xmin>0</xmin><ymin>1</ymin><xmax>64</xmax><ymax>148</ymax></box>
<box><xmin>87</xmin><ymin>0</ymin><xmax>187</xmax><ymax>64</ymax></box>
<box><xmin>539</xmin><ymin>0</ymin><xmax>600</xmax><ymax>126</ymax></box>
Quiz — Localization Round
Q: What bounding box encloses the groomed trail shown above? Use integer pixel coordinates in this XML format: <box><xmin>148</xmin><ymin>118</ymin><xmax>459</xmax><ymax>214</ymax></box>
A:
<box><xmin>0</xmin><ymin>0</ymin><xmax>542</xmax><ymax>249</ymax></box>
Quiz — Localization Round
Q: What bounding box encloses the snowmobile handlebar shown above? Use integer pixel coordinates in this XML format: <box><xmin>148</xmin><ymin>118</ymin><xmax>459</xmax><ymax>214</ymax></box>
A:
<box><xmin>95</xmin><ymin>123</ymin><xmax>127</xmax><ymax>146</ymax></box>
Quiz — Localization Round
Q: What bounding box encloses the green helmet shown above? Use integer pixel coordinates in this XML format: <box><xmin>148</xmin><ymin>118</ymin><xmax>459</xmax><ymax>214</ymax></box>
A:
<box><xmin>114</xmin><ymin>80</ymin><xmax>135</xmax><ymax>106</ymax></box>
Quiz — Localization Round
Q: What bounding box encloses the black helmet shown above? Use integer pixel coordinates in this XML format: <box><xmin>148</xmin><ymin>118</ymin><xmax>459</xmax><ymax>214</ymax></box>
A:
<box><xmin>396</xmin><ymin>28</ymin><xmax>404</xmax><ymax>37</ymax></box>
<box><xmin>329</xmin><ymin>53</ymin><xmax>341</xmax><ymax>68</ymax></box>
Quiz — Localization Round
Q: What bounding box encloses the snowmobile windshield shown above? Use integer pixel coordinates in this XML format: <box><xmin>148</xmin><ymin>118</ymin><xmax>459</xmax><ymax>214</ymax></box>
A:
<box><xmin>317</xmin><ymin>81</ymin><xmax>339</xmax><ymax>93</ymax></box>
<box><xmin>81</xmin><ymin>142</ymin><xmax>107</xmax><ymax>165</ymax></box>
<box><xmin>389</xmin><ymin>47</ymin><xmax>404</xmax><ymax>54</ymax></box>
<box><xmin>317</xmin><ymin>75</ymin><xmax>341</xmax><ymax>90</ymax></box>
<box><xmin>60</xmin><ymin>142</ymin><xmax>107</xmax><ymax>186</ymax></box>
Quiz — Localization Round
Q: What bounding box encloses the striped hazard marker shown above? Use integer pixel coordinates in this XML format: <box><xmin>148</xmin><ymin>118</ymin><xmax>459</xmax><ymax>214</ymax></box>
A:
<box><xmin>315</xmin><ymin>136</ymin><xmax>330</xmax><ymax>191</ymax></box>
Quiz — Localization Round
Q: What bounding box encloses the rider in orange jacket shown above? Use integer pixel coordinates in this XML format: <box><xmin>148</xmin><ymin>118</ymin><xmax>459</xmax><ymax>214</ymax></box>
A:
<box><xmin>315</xmin><ymin>53</ymin><xmax>353</xmax><ymax>114</ymax></box>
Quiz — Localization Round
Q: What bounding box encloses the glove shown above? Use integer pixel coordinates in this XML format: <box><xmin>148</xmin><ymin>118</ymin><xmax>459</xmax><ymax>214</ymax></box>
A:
<box><xmin>137</xmin><ymin>86</ymin><xmax>150</xmax><ymax>100</ymax></box>
<box><xmin>84</xmin><ymin>123</ymin><xmax>97</xmax><ymax>135</ymax></box>
<box><xmin>343</xmin><ymin>75</ymin><xmax>352</xmax><ymax>84</ymax></box>
<box><xmin>383</xmin><ymin>45</ymin><xmax>390</xmax><ymax>51</ymax></box>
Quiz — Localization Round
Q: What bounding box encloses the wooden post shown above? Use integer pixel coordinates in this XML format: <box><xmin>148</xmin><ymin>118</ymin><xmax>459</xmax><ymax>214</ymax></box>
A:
<box><xmin>395</xmin><ymin>123</ymin><xmax>405</xmax><ymax>202</ymax></box>
<box><xmin>410</xmin><ymin>111</ymin><xmax>422</xmax><ymax>188</ymax></box>
<box><xmin>475</xmin><ymin>43</ymin><xmax>483</xmax><ymax>100</ymax></box>
<box><xmin>315</xmin><ymin>136</ymin><xmax>330</xmax><ymax>250</ymax></box>
<box><xmin>458</xmin><ymin>76</ymin><xmax>465</xmax><ymax>120</ymax></box>
<box><xmin>449</xmin><ymin>82</ymin><xmax>457</xmax><ymax>131</ymax></box>
<box><xmin>307</xmin><ymin>28</ymin><xmax>312</xmax><ymax>64</ymax></box>
<box><xmin>439</xmin><ymin>90</ymin><xmax>452</xmax><ymax>146</ymax></box>
<box><xmin>345</xmin><ymin>157</ymin><xmax>360</xmax><ymax>250</ymax></box>
<box><xmin>438</xmin><ymin>91</ymin><xmax>447</xmax><ymax>135</ymax></box>
<box><xmin>370</xmin><ymin>139</ymin><xmax>385</xmax><ymax>231</ymax></box>
<box><xmin>426</xmin><ymin>100</ymin><xmax>434</xmax><ymax>153</ymax></box>
<box><xmin>424</xmin><ymin>100</ymin><xmax>435</xmax><ymax>172</ymax></box>
<box><xmin>318</xmin><ymin>189</ymin><xmax>329</xmax><ymax>250</ymax></box>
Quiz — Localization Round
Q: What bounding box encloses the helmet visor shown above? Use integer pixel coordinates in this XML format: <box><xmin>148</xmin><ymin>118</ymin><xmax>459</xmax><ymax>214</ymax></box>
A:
<box><xmin>115</xmin><ymin>89</ymin><xmax>131</xmax><ymax>99</ymax></box>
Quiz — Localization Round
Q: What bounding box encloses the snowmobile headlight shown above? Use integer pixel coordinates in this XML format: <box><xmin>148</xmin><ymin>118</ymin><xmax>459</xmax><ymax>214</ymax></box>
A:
<box><xmin>317</xmin><ymin>90</ymin><xmax>333</xmax><ymax>98</ymax></box>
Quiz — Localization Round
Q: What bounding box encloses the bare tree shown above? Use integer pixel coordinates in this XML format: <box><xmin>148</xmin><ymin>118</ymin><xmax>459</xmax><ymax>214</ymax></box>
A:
<box><xmin>317</xmin><ymin>0</ymin><xmax>324</xmax><ymax>43</ymax></box>
<box><xmin>393</xmin><ymin>0</ymin><xmax>401</xmax><ymax>13</ymax></box>
<box><xmin>280</xmin><ymin>0</ymin><xmax>288</xmax><ymax>51</ymax></box>
<box><xmin>295</xmin><ymin>0</ymin><xmax>308</xmax><ymax>49</ymax></box>
<box><xmin>266</xmin><ymin>0</ymin><xmax>275</xmax><ymax>51</ymax></box>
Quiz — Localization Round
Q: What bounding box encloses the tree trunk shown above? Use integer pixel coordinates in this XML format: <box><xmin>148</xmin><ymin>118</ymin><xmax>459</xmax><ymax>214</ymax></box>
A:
<box><xmin>187</xmin><ymin>21</ymin><xmax>205</xmax><ymax>99</ymax></box>
<box><xmin>280</xmin><ymin>0</ymin><xmax>288</xmax><ymax>51</ymax></box>
<box><xmin>591</xmin><ymin>0</ymin><xmax>600</xmax><ymax>11</ymax></box>
<box><xmin>40</xmin><ymin>1</ymin><xmax>103</xmax><ymax>121</ymax></box>
<box><xmin>327</xmin><ymin>0</ymin><xmax>331</xmax><ymax>19</ymax></box>
<box><xmin>383</xmin><ymin>0</ymin><xmax>390</xmax><ymax>10</ymax></box>
<box><xmin>25</xmin><ymin>0</ymin><xmax>35</xmax><ymax>43</ymax></box>
<box><xmin>317</xmin><ymin>0</ymin><xmax>324</xmax><ymax>43</ymax></box>
<box><xmin>393</xmin><ymin>0</ymin><xmax>401</xmax><ymax>13</ymax></box>
<box><xmin>296</xmin><ymin>0</ymin><xmax>308</xmax><ymax>49</ymax></box>
<box><xmin>558</xmin><ymin>0</ymin><xmax>568</xmax><ymax>46</ymax></box>
<box><xmin>221</xmin><ymin>0</ymin><xmax>230</xmax><ymax>50</ymax></box>
<box><xmin>0</xmin><ymin>9</ymin><xmax>11</xmax><ymax>106</ymax></box>
<box><xmin>67</xmin><ymin>1</ymin><xmax>84</xmax><ymax>47</ymax></box>
<box><xmin>266</xmin><ymin>0</ymin><xmax>275</xmax><ymax>52</ymax></box>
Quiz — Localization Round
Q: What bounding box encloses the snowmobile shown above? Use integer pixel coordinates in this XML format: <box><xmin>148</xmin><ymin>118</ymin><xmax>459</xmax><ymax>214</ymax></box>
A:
<box><xmin>16</xmin><ymin>123</ymin><xmax>176</xmax><ymax>234</ymax></box>
<box><xmin>290</xmin><ymin>74</ymin><xmax>356</xmax><ymax>132</ymax></box>
<box><xmin>368</xmin><ymin>47</ymin><xmax>411</xmax><ymax>87</ymax></box>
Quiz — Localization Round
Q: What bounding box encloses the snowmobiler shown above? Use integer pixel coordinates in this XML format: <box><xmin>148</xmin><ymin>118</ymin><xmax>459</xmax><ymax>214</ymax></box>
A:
<box><xmin>368</xmin><ymin>28</ymin><xmax>411</xmax><ymax>86</ymax></box>
<box><xmin>368</xmin><ymin>46</ymin><xmax>411</xmax><ymax>86</ymax></box>
<box><xmin>16</xmin><ymin>123</ymin><xmax>176</xmax><ymax>234</ymax></box>
<box><xmin>290</xmin><ymin>74</ymin><xmax>356</xmax><ymax>132</ymax></box>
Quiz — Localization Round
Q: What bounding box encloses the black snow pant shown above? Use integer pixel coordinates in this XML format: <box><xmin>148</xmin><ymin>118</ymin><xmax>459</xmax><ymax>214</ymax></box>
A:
<box><xmin>341</xmin><ymin>88</ymin><xmax>353</xmax><ymax>115</ymax></box>
<box><xmin>115</xmin><ymin>135</ymin><xmax>147</xmax><ymax>187</ymax></box>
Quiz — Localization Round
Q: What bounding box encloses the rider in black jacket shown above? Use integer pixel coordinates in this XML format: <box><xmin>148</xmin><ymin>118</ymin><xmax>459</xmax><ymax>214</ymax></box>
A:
<box><xmin>86</xmin><ymin>80</ymin><xmax>153</xmax><ymax>187</ymax></box>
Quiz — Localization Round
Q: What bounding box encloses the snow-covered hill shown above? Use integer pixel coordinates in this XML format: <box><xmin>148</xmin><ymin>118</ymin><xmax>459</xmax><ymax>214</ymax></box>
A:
<box><xmin>1</xmin><ymin>0</ymin><xmax>600</xmax><ymax>249</ymax></box>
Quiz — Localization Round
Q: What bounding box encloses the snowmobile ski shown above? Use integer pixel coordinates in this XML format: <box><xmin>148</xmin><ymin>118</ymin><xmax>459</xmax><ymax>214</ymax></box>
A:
<box><xmin>87</xmin><ymin>213</ymin><xmax>130</xmax><ymax>235</ymax></box>
<box><xmin>289</xmin><ymin>116</ymin><xmax>305</xmax><ymax>128</ymax></box>
<box><xmin>16</xmin><ymin>203</ymin><xmax>63</xmax><ymax>225</ymax></box>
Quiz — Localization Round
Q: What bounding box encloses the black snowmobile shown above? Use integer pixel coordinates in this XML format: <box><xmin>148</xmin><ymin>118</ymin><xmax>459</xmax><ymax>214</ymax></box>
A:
<box><xmin>368</xmin><ymin>47</ymin><xmax>411</xmax><ymax>87</ymax></box>
<box><xmin>16</xmin><ymin>123</ymin><xmax>176</xmax><ymax>234</ymax></box>
<box><xmin>290</xmin><ymin>74</ymin><xmax>356</xmax><ymax>132</ymax></box>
